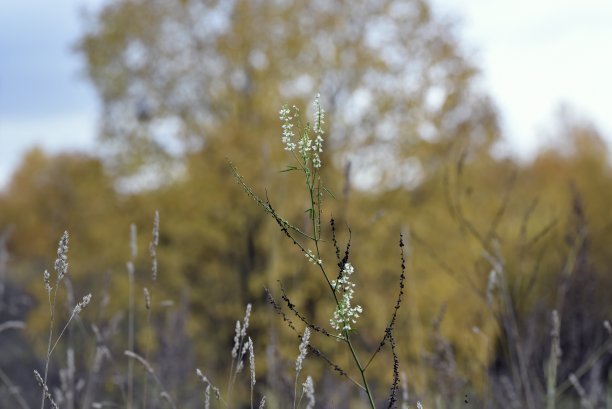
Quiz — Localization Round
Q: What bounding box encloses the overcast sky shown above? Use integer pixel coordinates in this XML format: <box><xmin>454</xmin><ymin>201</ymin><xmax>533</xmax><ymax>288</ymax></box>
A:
<box><xmin>0</xmin><ymin>0</ymin><xmax>104</xmax><ymax>188</ymax></box>
<box><xmin>1</xmin><ymin>0</ymin><xmax>611</xmax><ymax>188</ymax></box>
<box><xmin>432</xmin><ymin>0</ymin><xmax>612</xmax><ymax>157</ymax></box>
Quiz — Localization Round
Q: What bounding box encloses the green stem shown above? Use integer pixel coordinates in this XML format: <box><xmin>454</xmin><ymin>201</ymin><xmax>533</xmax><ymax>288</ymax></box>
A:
<box><xmin>345</xmin><ymin>332</ymin><xmax>376</xmax><ymax>408</ymax></box>
<box><xmin>41</xmin><ymin>291</ymin><xmax>54</xmax><ymax>409</ymax></box>
<box><xmin>307</xmin><ymin>164</ymin><xmax>375</xmax><ymax>409</ymax></box>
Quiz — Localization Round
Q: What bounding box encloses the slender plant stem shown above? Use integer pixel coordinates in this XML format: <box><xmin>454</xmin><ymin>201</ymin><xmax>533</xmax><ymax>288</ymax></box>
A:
<box><xmin>240</xmin><ymin>100</ymin><xmax>377</xmax><ymax>408</ymax></box>
<box><xmin>306</xmin><ymin>159</ymin><xmax>376</xmax><ymax>408</ymax></box>
<box><xmin>345</xmin><ymin>332</ymin><xmax>376</xmax><ymax>407</ymax></box>
<box><xmin>41</xmin><ymin>288</ymin><xmax>57</xmax><ymax>409</ymax></box>
<box><xmin>127</xmin><ymin>264</ymin><xmax>134</xmax><ymax>409</ymax></box>
<box><xmin>48</xmin><ymin>313</ymin><xmax>76</xmax><ymax>356</ymax></box>
<box><xmin>142</xmin><ymin>307</ymin><xmax>152</xmax><ymax>409</ymax></box>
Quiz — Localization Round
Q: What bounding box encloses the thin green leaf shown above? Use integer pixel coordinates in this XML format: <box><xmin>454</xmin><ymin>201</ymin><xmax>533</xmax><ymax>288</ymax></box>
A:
<box><xmin>323</xmin><ymin>186</ymin><xmax>336</xmax><ymax>199</ymax></box>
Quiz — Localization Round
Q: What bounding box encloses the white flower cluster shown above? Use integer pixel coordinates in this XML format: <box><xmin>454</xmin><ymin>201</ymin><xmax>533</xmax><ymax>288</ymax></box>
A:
<box><xmin>279</xmin><ymin>105</ymin><xmax>296</xmax><ymax>152</ymax></box>
<box><xmin>278</xmin><ymin>94</ymin><xmax>325</xmax><ymax>168</ymax></box>
<box><xmin>330</xmin><ymin>262</ymin><xmax>363</xmax><ymax>333</ymax></box>
<box><xmin>295</xmin><ymin>327</ymin><xmax>311</xmax><ymax>373</ymax></box>
<box><xmin>305</xmin><ymin>249</ymin><xmax>322</xmax><ymax>265</ymax></box>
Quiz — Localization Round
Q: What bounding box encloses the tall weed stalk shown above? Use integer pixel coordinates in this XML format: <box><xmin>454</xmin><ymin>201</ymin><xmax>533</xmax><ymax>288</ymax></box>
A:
<box><xmin>232</xmin><ymin>95</ymin><xmax>408</xmax><ymax>408</ymax></box>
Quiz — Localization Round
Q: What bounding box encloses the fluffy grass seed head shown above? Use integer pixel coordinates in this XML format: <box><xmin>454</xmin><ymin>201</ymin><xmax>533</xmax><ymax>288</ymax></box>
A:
<box><xmin>150</xmin><ymin>210</ymin><xmax>160</xmax><ymax>281</ymax></box>
<box><xmin>241</xmin><ymin>303</ymin><xmax>252</xmax><ymax>337</ymax></box>
<box><xmin>204</xmin><ymin>384</ymin><xmax>211</xmax><ymax>409</ymax></box>
<box><xmin>231</xmin><ymin>304</ymin><xmax>252</xmax><ymax>361</ymax></box>
<box><xmin>34</xmin><ymin>369</ymin><xmax>59</xmax><ymax>409</ymax></box>
<box><xmin>54</xmin><ymin>231</ymin><xmax>69</xmax><ymax>281</ymax></box>
<box><xmin>143</xmin><ymin>287</ymin><xmax>151</xmax><ymax>310</ymax></box>
<box><xmin>248</xmin><ymin>337</ymin><xmax>256</xmax><ymax>386</ymax></box>
<box><xmin>231</xmin><ymin>320</ymin><xmax>241</xmax><ymax>358</ymax></box>
<box><xmin>302</xmin><ymin>376</ymin><xmax>315</xmax><ymax>409</ymax></box>
<box><xmin>196</xmin><ymin>369</ymin><xmax>221</xmax><ymax>401</ymax></box>
<box><xmin>296</xmin><ymin>327</ymin><xmax>311</xmax><ymax>373</ymax></box>
<box><xmin>330</xmin><ymin>262</ymin><xmax>363</xmax><ymax>334</ymax></box>
<box><xmin>73</xmin><ymin>293</ymin><xmax>92</xmax><ymax>315</ymax></box>
<box><xmin>237</xmin><ymin>340</ymin><xmax>250</xmax><ymax>373</ymax></box>
<box><xmin>152</xmin><ymin>210</ymin><xmax>160</xmax><ymax>247</ymax></box>
<box><xmin>43</xmin><ymin>269</ymin><xmax>51</xmax><ymax>293</ymax></box>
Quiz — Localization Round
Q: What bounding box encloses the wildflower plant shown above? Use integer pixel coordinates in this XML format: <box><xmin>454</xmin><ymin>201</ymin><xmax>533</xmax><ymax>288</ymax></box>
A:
<box><xmin>232</xmin><ymin>95</ymin><xmax>407</xmax><ymax>409</ymax></box>
<box><xmin>294</xmin><ymin>327</ymin><xmax>311</xmax><ymax>409</ymax></box>
<box><xmin>330</xmin><ymin>262</ymin><xmax>363</xmax><ymax>332</ymax></box>
<box><xmin>37</xmin><ymin>231</ymin><xmax>93</xmax><ymax>409</ymax></box>
<box><xmin>196</xmin><ymin>304</ymin><xmax>266</xmax><ymax>409</ymax></box>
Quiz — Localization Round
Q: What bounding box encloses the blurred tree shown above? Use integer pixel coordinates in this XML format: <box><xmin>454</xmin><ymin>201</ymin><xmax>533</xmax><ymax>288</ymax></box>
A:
<box><xmin>1</xmin><ymin>9</ymin><xmax>611</xmax><ymax>402</ymax></box>
<box><xmin>2</xmin><ymin>0</ymin><xmax>606</xmax><ymax>405</ymax></box>
<box><xmin>78</xmin><ymin>0</ymin><xmax>499</xmax><ymax>186</ymax></box>
<box><xmin>77</xmin><ymin>0</ymin><xmax>502</xmax><ymax>394</ymax></box>
<box><xmin>0</xmin><ymin>149</ymin><xmax>130</xmax><ymax>332</ymax></box>
<box><xmin>0</xmin><ymin>149</ymin><xmax>125</xmax><ymax>277</ymax></box>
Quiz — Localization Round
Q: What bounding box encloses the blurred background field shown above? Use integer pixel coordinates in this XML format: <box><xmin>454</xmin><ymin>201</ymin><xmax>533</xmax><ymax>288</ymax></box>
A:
<box><xmin>0</xmin><ymin>1</ymin><xmax>611</xmax><ymax>408</ymax></box>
